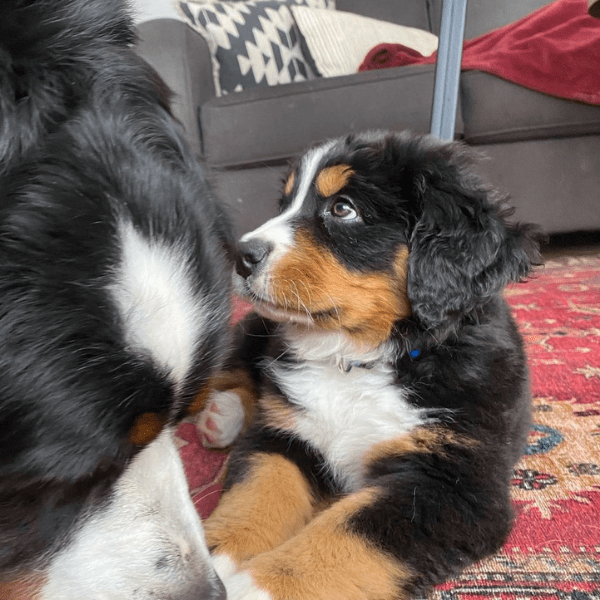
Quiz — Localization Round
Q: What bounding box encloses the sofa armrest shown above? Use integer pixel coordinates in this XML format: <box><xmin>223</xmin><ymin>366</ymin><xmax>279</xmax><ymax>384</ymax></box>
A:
<box><xmin>135</xmin><ymin>18</ymin><xmax>214</xmax><ymax>156</ymax></box>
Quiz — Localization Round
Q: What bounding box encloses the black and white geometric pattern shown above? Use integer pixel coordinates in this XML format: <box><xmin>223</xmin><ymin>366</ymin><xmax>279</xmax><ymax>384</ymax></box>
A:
<box><xmin>179</xmin><ymin>0</ymin><xmax>336</xmax><ymax>96</ymax></box>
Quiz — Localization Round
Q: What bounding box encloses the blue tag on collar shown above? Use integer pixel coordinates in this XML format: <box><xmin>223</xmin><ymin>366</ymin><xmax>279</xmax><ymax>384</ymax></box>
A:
<box><xmin>409</xmin><ymin>349</ymin><xmax>421</xmax><ymax>358</ymax></box>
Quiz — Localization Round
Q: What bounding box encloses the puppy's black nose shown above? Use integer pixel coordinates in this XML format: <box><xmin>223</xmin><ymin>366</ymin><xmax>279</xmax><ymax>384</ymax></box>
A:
<box><xmin>236</xmin><ymin>239</ymin><xmax>272</xmax><ymax>278</ymax></box>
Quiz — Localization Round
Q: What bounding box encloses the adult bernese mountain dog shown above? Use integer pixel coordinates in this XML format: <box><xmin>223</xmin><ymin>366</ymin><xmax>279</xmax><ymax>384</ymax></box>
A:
<box><xmin>0</xmin><ymin>0</ymin><xmax>233</xmax><ymax>598</ymax></box>
<box><xmin>199</xmin><ymin>131</ymin><xmax>541</xmax><ymax>600</ymax></box>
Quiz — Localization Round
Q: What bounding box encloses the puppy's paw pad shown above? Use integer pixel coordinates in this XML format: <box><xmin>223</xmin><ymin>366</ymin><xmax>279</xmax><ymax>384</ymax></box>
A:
<box><xmin>197</xmin><ymin>390</ymin><xmax>244</xmax><ymax>448</ymax></box>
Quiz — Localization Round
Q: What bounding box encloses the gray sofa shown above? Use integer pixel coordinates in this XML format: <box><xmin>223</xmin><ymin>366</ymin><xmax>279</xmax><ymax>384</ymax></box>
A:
<box><xmin>136</xmin><ymin>0</ymin><xmax>600</xmax><ymax>235</ymax></box>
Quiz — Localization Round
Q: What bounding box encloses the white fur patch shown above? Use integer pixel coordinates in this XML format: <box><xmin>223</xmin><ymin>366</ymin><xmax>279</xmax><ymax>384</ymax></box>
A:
<box><xmin>239</xmin><ymin>140</ymin><xmax>335</xmax><ymax>260</ymax></box>
<box><xmin>110</xmin><ymin>219</ymin><xmax>206</xmax><ymax>387</ymax></box>
<box><xmin>42</xmin><ymin>429</ymin><xmax>223</xmax><ymax>600</ymax></box>
<box><xmin>271</xmin><ymin>330</ymin><xmax>430</xmax><ymax>491</ymax></box>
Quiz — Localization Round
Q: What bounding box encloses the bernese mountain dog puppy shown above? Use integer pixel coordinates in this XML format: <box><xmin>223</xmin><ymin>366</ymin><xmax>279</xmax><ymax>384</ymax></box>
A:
<box><xmin>200</xmin><ymin>131</ymin><xmax>541</xmax><ymax>600</ymax></box>
<box><xmin>0</xmin><ymin>0</ymin><xmax>232</xmax><ymax>598</ymax></box>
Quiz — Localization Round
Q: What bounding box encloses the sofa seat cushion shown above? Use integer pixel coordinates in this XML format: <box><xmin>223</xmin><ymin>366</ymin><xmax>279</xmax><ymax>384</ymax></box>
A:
<box><xmin>199</xmin><ymin>64</ymin><xmax>461</xmax><ymax>168</ymax></box>
<box><xmin>461</xmin><ymin>71</ymin><xmax>600</xmax><ymax>145</ymax></box>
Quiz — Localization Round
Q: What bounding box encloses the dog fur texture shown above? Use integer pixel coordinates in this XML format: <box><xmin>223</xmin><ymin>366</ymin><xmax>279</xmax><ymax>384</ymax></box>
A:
<box><xmin>0</xmin><ymin>0</ymin><xmax>233</xmax><ymax>597</ymax></box>
<box><xmin>203</xmin><ymin>131</ymin><xmax>541</xmax><ymax>600</ymax></box>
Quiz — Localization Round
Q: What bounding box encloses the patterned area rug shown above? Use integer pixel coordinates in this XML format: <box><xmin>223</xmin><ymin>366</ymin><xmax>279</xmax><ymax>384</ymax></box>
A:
<box><xmin>176</xmin><ymin>247</ymin><xmax>600</xmax><ymax>598</ymax></box>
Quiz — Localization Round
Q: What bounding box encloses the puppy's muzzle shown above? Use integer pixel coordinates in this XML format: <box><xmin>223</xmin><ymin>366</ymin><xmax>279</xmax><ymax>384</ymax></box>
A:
<box><xmin>236</xmin><ymin>239</ymin><xmax>273</xmax><ymax>278</ymax></box>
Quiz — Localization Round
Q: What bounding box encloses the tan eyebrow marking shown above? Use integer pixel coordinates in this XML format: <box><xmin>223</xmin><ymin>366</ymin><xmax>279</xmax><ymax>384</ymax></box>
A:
<box><xmin>315</xmin><ymin>165</ymin><xmax>354</xmax><ymax>198</ymax></box>
<box><xmin>284</xmin><ymin>172</ymin><xmax>295</xmax><ymax>196</ymax></box>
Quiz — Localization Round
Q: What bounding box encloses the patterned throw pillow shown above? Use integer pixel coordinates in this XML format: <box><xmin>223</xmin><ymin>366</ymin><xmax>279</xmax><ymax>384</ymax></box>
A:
<box><xmin>291</xmin><ymin>7</ymin><xmax>438</xmax><ymax>78</ymax></box>
<box><xmin>178</xmin><ymin>0</ymin><xmax>336</xmax><ymax>96</ymax></box>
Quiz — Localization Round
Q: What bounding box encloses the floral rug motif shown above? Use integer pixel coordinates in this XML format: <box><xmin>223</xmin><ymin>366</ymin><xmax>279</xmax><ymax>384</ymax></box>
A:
<box><xmin>431</xmin><ymin>250</ymin><xmax>600</xmax><ymax>599</ymax></box>
<box><xmin>176</xmin><ymin>249</ymin><xmax>600</xmax><ymax>599</ymax></box>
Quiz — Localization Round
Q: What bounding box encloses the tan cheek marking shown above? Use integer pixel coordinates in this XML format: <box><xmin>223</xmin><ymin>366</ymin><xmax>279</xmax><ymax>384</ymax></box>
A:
<box><xmin>249</xmin><ymin>487</ymin><xmax>411</xmax><ymax>600</ymax></box>
<box><xmin>128</xmin><ymin>412</ymin><xmax>166</xmax><ymax>446</ymax></box>
<box><xmin>394</xmin><ymin>244</ymin><xmax>411</xmax><ymax>315</ymax></box>
<box><xmin>315</xmin><ymin>164</ymin><xmax>354</xmax><ymax>198</ymax></box>
<box><xmin>188</xmin><ymin>368</ymin><xmax>258</xmax><ymax>429</ymax></box>
<box><xmin>284</xmin><ymin>172</ymin><xmax>295</xmax><ymax>196</ymax></box>
<box><xmin>272</xmin><ymin>232</ymin><xmax>411</xmax><ymax>347</ymax></box>
<box><xmin>0</xmin><ymin>574</ymin><xmax>46</xmax><ymax>600</ymax></box>
<box><xmin>204</xmin><ymin>452</ymin><xmax>315</xmax><ymax>564</ymax></box>
<box><xmin>363</xmin><ymin>426</ymin><xmax>478</xmax><ymax>469</ymax></box>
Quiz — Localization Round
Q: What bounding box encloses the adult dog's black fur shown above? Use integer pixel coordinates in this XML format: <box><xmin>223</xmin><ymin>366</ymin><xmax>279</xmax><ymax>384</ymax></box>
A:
<box><xmin>200</xmin><ymin>131</ymin><xmax>542</xmax><ymax>600</ymax></box>
<box><xmin>0</xmin><ymin>1</ymin><xmax>232</xmax><ymax>598</ymax></box>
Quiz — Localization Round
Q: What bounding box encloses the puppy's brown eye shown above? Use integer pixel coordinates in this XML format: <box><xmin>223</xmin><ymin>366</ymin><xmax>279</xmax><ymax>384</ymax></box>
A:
<box><xmin>330</xmin><ymin>199</ymin><xmax>358</xmax><ymax>221</ymax></box>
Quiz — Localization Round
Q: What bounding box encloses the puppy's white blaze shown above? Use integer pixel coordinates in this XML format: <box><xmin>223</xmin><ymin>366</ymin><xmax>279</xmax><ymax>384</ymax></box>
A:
<box><xmin>239</xmin><ymin>140</ymin><xmax>336</xmax><ymax>256</ymax></box>
<box><xmin>43</xmin><ymin>429</ymin><xmax>219</xmax><ymax>599</ymax></box>
<box><xmin>111</xmin><ymin>219</ymin><xmax>205</xmax><ymax>386</ymax></box>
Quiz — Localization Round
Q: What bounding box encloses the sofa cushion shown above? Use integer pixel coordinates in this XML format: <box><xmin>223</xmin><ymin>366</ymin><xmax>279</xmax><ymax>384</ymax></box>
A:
<box><xmin>461</xmin><ymin>71</ymin><xmax>600</xmax><ymax>144</ymax></box>
<box><xmin>291</xmin><ymin>6</ymin><xmax>438</xmax><ymax>78</ymax></box>
<box><xmin>336</xmin><ymin>0</ymin><xmax>432</xmax><ymax>31</ymax></box>
<box><xmin>178</xmin><ymin>0</ymin><xmax>335</xmax><ymax>96</ymax></box>
<box><xmin>199</xmin><ymin>64</ymin><xmax>462</xmax><ymax>168</ymax></box>
<box><xmin>428</xmin><ymin>0</ymin><xmax>553</xmax><ymax>38</ymax></box>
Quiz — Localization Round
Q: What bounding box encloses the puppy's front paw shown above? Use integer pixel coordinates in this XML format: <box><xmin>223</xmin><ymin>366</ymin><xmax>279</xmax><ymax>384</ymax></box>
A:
<box><xmin>212</xmin><ymin>553</ymin><xmax>240</xmax><ymax>581</ymax></box>
<box><xmin>197</xmin><ymin>390</ymin><xmax>245</xmax><ymax>448</ymax></box>
<box><xmin>223</xmin><ymin>571</ymin><xmax>272</xmax><ymax>600</ymax></box>
<box><xmin>212</xmin><ymin>556</ymin><xmax>271</xmax><ymax>600</ymax></box>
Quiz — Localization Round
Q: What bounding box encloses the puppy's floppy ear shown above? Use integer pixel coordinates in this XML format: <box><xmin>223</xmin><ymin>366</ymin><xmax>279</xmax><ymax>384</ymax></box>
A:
<box><xmin>407</xmin><ymin>168</ymin><xmax>541</xmax><ymax>330</ymax></box>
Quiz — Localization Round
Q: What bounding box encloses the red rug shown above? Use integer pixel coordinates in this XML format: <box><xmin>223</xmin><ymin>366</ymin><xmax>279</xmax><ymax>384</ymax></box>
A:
<box><xmin>176</xmin><ymin>249</ymin><xmax>600</xmax><ymax>598</ymax></box>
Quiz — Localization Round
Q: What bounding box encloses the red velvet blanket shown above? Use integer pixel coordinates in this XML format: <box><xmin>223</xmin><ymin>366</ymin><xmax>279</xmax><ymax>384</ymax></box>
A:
<box><xmin>359</xmin><ymin>0</ymin><xmax>600</xmax><ymax>105</ymax></box>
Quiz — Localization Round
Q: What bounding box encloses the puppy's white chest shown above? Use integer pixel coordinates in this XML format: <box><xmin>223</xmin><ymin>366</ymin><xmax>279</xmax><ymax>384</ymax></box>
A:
<box><xmin>271</xmin><ymin>362</ymin><xmax>427</xmax><ymax>491</ymax></box>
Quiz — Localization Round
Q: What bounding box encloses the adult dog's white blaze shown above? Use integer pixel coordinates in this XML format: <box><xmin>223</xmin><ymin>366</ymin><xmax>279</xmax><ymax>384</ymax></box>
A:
<box><xmin>111</xmin><ymin>219</ymin><xmax>205</xmax><ymax>386</ymax></box>
<box><xmin>42</xmin><ymin>429</ymin><xmax>219</xmax><ymax>599</ymax></box>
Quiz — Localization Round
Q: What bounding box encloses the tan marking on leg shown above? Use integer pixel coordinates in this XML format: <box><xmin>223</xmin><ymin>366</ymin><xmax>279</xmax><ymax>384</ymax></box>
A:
<box><xmin>284</xmin><ymin>172</ymin><xmax>295</xmax><ymax>197</ymax></box>
<box><xmin>204</xmin><ymin>452</ymin><xmax>315</xmax><ymax>564</ymax></box>
<box><xmin>270</xmin><ymin>232</ymin><xmax>411</xmax><ymax>347</ymax></box>
<box><xmin>188</xmin><ymin>368</ymin><xmax>258</xmax><ymax>428</ymax></box>
<box><xmin>315</xmin><ymin>165</ymin><xmax>354</xmax><ymax>198</ymax></box>
<box><xmin>259</xmin><ymin>393</ymin><xmax>297</xmax><ymax>433</ymax></box>
<box><xmin>248</xmin><ymin>487</ymin><xmax>411</xmax><ymax>600</ymax></box>
<box><xmin>364</xmin><ymin>427</ymin><xmax>479</xmax><ymax>467</ymax></box>
<box><xmin>128</xmin><ymin>412</ymin><xmax>166</xmax><ymax>446</ymax></box>
<box><xmin>0</xmin><ymin>573</ymin><xmax>45</xmax><ymax>600</ymax></box>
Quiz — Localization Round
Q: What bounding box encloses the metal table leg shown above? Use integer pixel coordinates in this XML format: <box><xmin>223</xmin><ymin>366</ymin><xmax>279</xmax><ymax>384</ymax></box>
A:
<box><xmin>429</xmin><ymin>0</ymin><xmax>468</xmax><ymax>140</ymax></box>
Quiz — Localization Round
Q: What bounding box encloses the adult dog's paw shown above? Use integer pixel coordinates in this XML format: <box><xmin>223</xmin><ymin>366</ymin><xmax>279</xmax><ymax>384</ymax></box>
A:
<box><xmin>197</xmin><ymin>390</ymin><xmax>245</xmax><ymax>447</ymax></box>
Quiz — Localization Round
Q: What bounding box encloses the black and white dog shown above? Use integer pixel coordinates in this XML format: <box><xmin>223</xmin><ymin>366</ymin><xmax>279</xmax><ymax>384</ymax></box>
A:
<box><xmin>201</xmin><ymin>132</ymin><xmax>542</xmax><ymax>600</ymax></box>
<box><xmin>0</xmin><ymin>0</ymin><xmax>232</xmax><ymax>598</ymax></box>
